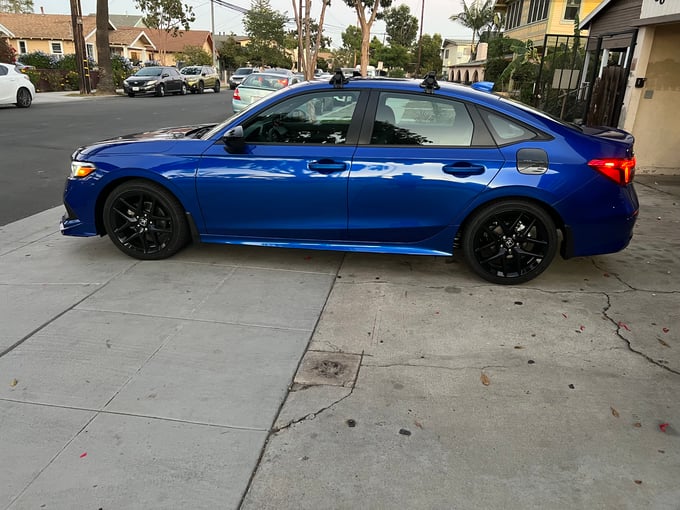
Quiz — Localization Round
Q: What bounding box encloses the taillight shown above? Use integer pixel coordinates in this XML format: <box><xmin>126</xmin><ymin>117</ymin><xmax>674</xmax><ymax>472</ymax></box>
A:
<box><xmin>588</xmin><ymin>157</ymin><xmax>636</xmax><ymax>185</ymax></box>
<box><xmin>233</xmin><ymin>87</ymin><xmax>240</xmax><ymax>100</ymax></box>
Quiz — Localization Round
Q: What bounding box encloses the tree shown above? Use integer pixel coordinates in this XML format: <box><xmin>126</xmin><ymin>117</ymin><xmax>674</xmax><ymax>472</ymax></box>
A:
<box><xmin>174</xmin><ymin>45</ymin><xmax>212</xmax><ymax>66</ymax></box>
<box><xmin>243</xmin><ymin>0</ymin><xmax>290</xmax><ymax>68</ymax></box>
<box><xmin>342</xmin><ymin>0</ymin><xmax>392</xmax><ymax>76</ymax></box>
<box><xmin>450</xmin><ymin>0</ymin><xmax>494</xmax><ymax>60</ymax></box>
<box><xmin>0</xmin><ymin>36</ymin><xmax>16</xmax><ymax>62</ymax></box>
<box><xmin>0</xmin><ymin>0</ymin><xmax>33</xmax><ymax>13</ymax></box>
<box><xmin>136</xmin><ymin>0</ymin><xmax>196</xmax><ymax>64</ymax></box>
<box><xmin>381</xmin><ymin>4</ymin><xmax>418</xmax><ymax>49</ymax></box>
<box><xmin>418</xmin><ymin>33</ymin><xmax>443</xmax><ymax>76</ymax></box>
<box><xmin>95</xmin><ymin>0</ymin><xmax>115</xmax><ymax>95</ymax></box>
<box><xmin>217</xmin><ymin>36</ymin><xmax>249</xmax><ymax>72</ymax></box>
<box><xmin>288</xmin><ymin>10</ymin><xmax>332</xmax><ymax>78</ymax></box>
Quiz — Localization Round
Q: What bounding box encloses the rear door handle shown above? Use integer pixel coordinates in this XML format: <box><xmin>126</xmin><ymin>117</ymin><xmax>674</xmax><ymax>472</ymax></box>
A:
<box><xmin>308</xmin><ymin>160</ymin><xmax>347</xmax><ymax>174</ymax></box>
<box><xmin>442</xmin><ymin>163</ymin><xmax>485</xmax><ymax>176</ymax></box>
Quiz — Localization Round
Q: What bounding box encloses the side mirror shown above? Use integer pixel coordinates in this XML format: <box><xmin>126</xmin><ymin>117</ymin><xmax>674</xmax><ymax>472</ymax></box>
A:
<box><xmin>222</xmin><ymin>125</ymin><xmax>245</xmax><ymax>154</ymax></box>
<box><xmin>162</xmin><ymin>73</ymin><xmax>169</xmax><ymax>78</ymax></box>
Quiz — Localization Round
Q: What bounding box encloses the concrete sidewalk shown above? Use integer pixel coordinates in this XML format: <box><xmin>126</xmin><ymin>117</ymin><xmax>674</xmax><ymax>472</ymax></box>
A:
<box><xmin>1</xmin><ymin>176</ymin><xmax>679</xmax><ymax>509</ymax></box>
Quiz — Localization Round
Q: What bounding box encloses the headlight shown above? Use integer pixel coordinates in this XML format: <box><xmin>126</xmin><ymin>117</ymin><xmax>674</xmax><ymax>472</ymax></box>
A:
<box><xmin>70</xmin><ymin>161</ymin><xmax>97</xmax><ymax>178</ymax></box>
<box><xmin>146</xmin><ymin>80</ymin><xmax>157</xmax><ymax>85</ymax></box>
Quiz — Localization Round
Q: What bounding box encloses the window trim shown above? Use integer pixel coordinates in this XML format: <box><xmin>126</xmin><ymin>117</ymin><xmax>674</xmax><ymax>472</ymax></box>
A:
<box><xmin>527</xmin><ymin>0</ymin><xmax>549</xmax><ymax>24</ymax></box>
<box><xmin>506</xmin><ymin>0</ymin><xmax>523</xmax><ymax>30</ymax></box>
<box><xmin>563</xmin><ymin>0</ymin><xmax>581</xmax><ymax>21</ymax></box>
<box><xmin>50</xmin><ymin>41</ymin><xmax>64</xmax><ymax>55</ymax></box>
<box><xmin>18</xmin><ymin>40</ymin><xmax>27</xmax><ymax>54</ymax></box>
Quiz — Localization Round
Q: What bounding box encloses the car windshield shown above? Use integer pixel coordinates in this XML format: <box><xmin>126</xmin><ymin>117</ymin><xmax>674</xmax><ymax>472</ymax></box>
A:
<box><xmin>235</xmin><ymin>68</ymin><xmax>253</xmax><ymax>75</ymax></box>
<box><xmin>241</xmin><ymin>74</ymin><xmax>288</xmax><ymax>90</ymax></box>
<box><xmin>135</xmin><ymin>68</ymin><xmax>162</xmax><ymax>77</ymax></box>
<box><xmin>181</xmin><ymin>67</ymin><xmax>201</xmax><ymax>75</ymax></box>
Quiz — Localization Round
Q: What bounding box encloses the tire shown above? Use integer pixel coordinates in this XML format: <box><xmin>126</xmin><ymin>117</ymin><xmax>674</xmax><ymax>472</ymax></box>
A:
<box><xmin>103</xmin><ymin>180</ymin><xmax>190</xmax><ymax>260</ymax></box>
<box><xmin>198</xmin><ymin>81</ymin><xmax>204</xmax><ymax>94</ymax></box>
<box><xmin>155</xmin><ymin>84</ymin><xmax>165</xmax><ymax>97</ymax></box>
<box><xmin>180</xmin><ymin>83</ymin><xmax>187</xmax><ymax>95</ymax></box>
<box><xmin>213</xmin><ymin>80</ymin><xmax>220</xmax><ymax>93</ymax></box>
<box><xmin>127</xmin><ymin>92</ymin><xmax>135</xmax><ymax>97</ymax></box>
<box><xmin>462</xmin><ymin>200</ymin><xmax>557</xmax><ymax>285</ymax></box>
<box><xmin>15</xmin><ymin>88</ymin><xmax>32</xmax><ymax>108</ymax></box>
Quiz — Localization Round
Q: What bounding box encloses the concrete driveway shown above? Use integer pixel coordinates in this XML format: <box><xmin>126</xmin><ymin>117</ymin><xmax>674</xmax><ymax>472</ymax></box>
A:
<box><xmin>1</xmin><ymin>176</ymin><xmax>678</xmax><ymax>509</ymax></box>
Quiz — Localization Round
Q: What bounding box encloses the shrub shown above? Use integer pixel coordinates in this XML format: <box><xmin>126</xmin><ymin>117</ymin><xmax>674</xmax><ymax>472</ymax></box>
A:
<box><xmin>111</xmin><ymin>54</ymin><xmax>133</xmax><ymax>86</ymax></box>
<box><xmin>64</xmin><ymin>71</ymin><xmax>80</xmax><ymax>90</ymax></box>
<box><xmin>389</xmin><ymin>67</ymin><xmax>406</xmax><ymax>78</ymax></box>
<box><xmin>19</xmin><ymin>51</ymin><xmax>57</xmax><ymax>69</ymax></box>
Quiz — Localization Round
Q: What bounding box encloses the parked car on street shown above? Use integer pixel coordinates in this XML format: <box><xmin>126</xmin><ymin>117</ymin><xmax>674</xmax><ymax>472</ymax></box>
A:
<box><xmin>231</xmin><ymin>70</ymin><xmax>300</xmax><ymax>113</ymax></box>
<box><xmin>123</xmin><ymin>66</ymin><xmax>187</xmax><ymax>97</ymax></box>
<box><xmin>228</xmin><ymin>67</ymin><xmax>257</xmax><ymax>89</ymax></box>
<box><xmin>61</xmin><ymin>75</ymin><xmax>639</xmax><ymax>284</ymax></box>
<box><xmin>180</xmin><ymin>65</ymin><xmax>221</xmax><ymax>94</ymax></box>
<box><xmin>0</xmin><ymin>62</ymin><xmax>35</xmax><ymax>108</ymax></box>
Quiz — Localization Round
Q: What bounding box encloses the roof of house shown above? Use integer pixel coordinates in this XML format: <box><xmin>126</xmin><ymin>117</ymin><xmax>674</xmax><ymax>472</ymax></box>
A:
<box><xmin>95</xmin><ymin>27</ymin><xmax>156</xmax><ymax>49</ymax></box>
<box><xmin>580</xmin><ymin>0</ymin><xmax>616</xmax><ymax>29</ymax></box>
<box><xmin>108</xmin><ymin>14</ymin><xmax>146</xmax><ymax>28</ymax></box>
<box><xmin>0</xmin><ymin>12</ymin><xmax>97</xmax><ymax>40</ymax></box>
<box><xmin>144</xmin><ymin>28</ymin><xmax>213</xmax><ymax>52</ymax></box>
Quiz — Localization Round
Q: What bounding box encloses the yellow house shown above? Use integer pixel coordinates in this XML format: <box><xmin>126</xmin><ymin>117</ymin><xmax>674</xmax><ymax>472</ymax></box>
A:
<box><xmin>493</xmin><ymin>0</ymin><xmax>601</xmax><ymax>44</ymax></box>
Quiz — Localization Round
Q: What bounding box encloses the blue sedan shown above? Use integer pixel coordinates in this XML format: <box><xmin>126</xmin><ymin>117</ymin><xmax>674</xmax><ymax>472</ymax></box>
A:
<box><xmin>61</xmin><ymin>73</ymin><xmax>638</xmax><ymax>284</ymax></box>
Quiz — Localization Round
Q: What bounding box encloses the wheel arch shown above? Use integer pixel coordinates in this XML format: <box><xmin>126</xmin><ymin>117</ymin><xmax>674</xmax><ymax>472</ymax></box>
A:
<box><xmin>455</xmin><ymin>194</ymin><xmax>567</xmax><ymax>256</ymax></box>
<box><xmin>93</xmin><ymin>175</ymin><xmax>199</xmax><ymax>241</ymax></box>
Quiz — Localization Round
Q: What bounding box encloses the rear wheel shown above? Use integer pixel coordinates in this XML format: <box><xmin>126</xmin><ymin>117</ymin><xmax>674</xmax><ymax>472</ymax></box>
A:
<box><xmin>15</xmin><ymin>88</ymin><xmax>32</xmax><ymax>108</ymax></box>
<box><xmin>103</xmin><ymin>180</ymin><xmax>190</xmax><ymax>260</ymax></box>
<box><xmin>213</xmin><ymin>80</ymin><xmax>220</xmax><ymax>93</ymax></box>
<box><xmin>462</xmin><ymin>200</ymin><xmax>557</xmax><ymax>285</ymax></box>
<box><xmin>155</xmin><ymin>84</ymin><xmax>165</xmax><ymax>97</ymax></box>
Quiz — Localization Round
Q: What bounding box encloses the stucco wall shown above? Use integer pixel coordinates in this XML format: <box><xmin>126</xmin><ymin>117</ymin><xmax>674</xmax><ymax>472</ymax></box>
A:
<box><xmin>629</xmin><ymin>23</ymin><xmax>680</xmax><ymax>174</ymax></box>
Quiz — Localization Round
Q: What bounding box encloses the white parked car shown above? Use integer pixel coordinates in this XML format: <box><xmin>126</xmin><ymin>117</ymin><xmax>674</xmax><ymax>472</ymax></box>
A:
<box><xmin>0</xmin><ymin>63</ymin><xmax>35</xmax><ymax>108</ymax></box>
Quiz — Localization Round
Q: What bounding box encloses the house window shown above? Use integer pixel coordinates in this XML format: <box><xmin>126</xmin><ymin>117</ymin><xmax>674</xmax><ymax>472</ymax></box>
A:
<box><xmin>18</xmin><ymin>40</ymin><xmax>27</xmax><ymax>53</ymax></box>
<box><xmin>86</xmin><ymin>43</ymin><xmax>94</xmax><ymax>59</ymax></box>
<box><xmin>444</xmin><ymin>49</ymin><xmax>449</xmax><ymax>59</ymax></box>
<box><xmin>527</xmin><ymin>0</ymin><xmax>549</xmax><ymax>23</ymax></box>
<box><xmin>564</xmin><ymin>0</ymin><xmax>581</xmax><ymax>20</ymax></box>
<box><xmin>506</xmin><ymin>0</ymin><xmax>523</xmax><ymax>29</ymax></box>
<box><xmin>50</xmin><ymin>41</ymin><xmax>64</xmax><ymax>55</ymax></box>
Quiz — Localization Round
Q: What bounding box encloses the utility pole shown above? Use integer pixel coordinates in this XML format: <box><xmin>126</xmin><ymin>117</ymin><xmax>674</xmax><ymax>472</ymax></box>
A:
<box><xmin>210</xmin><ymin>0</ymin><xmax>217</xmax><ymax>67</ymax></box>
<box><xmin>69</xmin><ymin>0</ymin><xmax>90</xmax><ymax>94</ymax></box>
<box><xmin>297</xmin><ymin>0</ymin><xmax>303</xmax><ymax>72</ymax></box>
<box><xmin>415</xmin><ymin>0</ymin><xmax>425</xmax><ymax>78</ymax></box>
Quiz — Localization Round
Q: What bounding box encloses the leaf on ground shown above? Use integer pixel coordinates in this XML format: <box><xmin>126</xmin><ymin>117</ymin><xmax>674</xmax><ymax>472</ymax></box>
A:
<box><xmin>10</xmin><ymin>379</ymin><xmax>18</xmax><ymax>387</ymax></box>
<box><xmin>633</xmin><ymin>422</ymin><xmax>642</xmax><ymax>428</ymax></box>
<box><xmin>514</xmin><ymin>345</ymin><xmax>524</xmax><ymax>349</ymax></box>
<box><xmin>662</xmin><ymin>327</ymin><xmax>670</xmax><ymax>333</ymax></box>
<box><xmin>414</xmin><ymin>420</ymin><xmax>423</xmax><ymax>429</ymax></box>
<box><xmin>659</xmin><ymin>422</ymin><xmax>669</xmax><ymax>433</ymax></box>
<box><xmin>481</xmin><ymin>373</ymin><xmax>491</xmax><ymax>386</ymax></box>
<box><xmin>611</xmin><ymin>407</ymin><xmax>620</xmax><ymax>418</ymax></box>
<box><xmin>618</xmin><ymin>322</ymin><xmax>631</xmax><ymax>331</ymax></box>
<box><xmin>634</xmin><ymin>480</ymin><xmax>642</xmax><ymax>485</ymax></box>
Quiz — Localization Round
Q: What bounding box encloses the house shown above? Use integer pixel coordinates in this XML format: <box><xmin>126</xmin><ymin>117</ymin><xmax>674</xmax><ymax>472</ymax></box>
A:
<box><xmin>440</xmin><ymin>39</ymin><xmax>473</xmax><ymax>80</ymax></box>
<box><xmin>580</xmin><ymin>0</ymin><xmax>680</xmax><ymax>174</ymax></box>
<box><xmin>493</xmin><ymin>0</ymin><xmax>601</xmax><ymax>47</ymax></box>
<box><xmin>144</xmin><ymin>28</ymin><xmax>214</xmax><ymax>66</ymax></box>
<box><xmin>447</xmin><ymin>42</ymin><xmax>488</xmax><ymax>84</ymax></box>
<box><xmin>97</xmin><ymin>27</ymin><xmax>157</xmax><ymax>65</ymax></box>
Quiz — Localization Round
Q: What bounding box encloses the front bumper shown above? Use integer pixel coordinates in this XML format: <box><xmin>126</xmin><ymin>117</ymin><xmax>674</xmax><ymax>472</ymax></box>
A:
<box><xmin>123</xmin><ymin>82</ymin><xmax>157</xmax><ymax>94</ymax></box>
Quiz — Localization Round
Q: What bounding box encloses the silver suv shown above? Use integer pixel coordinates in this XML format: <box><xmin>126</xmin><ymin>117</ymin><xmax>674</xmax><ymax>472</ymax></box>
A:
<box><xmin>228</xmin><ymin>67</ymin><xmax>257</xmax><ymax>90</ymax></box>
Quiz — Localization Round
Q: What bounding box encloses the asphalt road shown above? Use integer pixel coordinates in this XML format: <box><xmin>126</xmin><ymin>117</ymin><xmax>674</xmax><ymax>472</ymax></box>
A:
<box><xmin>0</xmin><ymin>90</ymin><xmax>233</xmax><ymax>226</ymax></box>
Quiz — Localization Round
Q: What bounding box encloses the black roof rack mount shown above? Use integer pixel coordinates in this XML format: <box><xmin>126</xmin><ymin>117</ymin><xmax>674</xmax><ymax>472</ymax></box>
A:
<box><xmin>420</xmin><ymin>71</ymin><xmax>440</xmax><ymax>94</ymax></box>
<box><xmin>330</xmin><ymin>69</ymin><xmax>348</xmax><ymax>89</ymax></box>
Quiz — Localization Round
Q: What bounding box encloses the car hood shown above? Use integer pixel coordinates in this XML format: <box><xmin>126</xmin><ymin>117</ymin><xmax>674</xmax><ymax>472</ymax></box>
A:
<box><xmin>74</xmin><ymin>124</ymin><xmax>216</xmax><ymax>158</ymax></box>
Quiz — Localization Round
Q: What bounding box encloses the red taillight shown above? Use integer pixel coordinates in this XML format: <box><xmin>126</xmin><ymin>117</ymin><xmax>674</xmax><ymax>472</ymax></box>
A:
<box><xmin>588</xmin><ymin>157</ymin><xmax>636</xmax><ymax>185</ymax></box>
<box><xmin>233</xmin><ymin>87</ymin><xmax>240</xmax><ymax>100</ymax></box>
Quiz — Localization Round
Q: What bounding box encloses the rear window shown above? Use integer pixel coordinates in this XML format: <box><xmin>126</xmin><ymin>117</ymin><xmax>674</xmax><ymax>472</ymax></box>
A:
<box><xmin>241</xmin><ymin>74</ymin><xmax>288</xmax><ymax>90</ymax></box>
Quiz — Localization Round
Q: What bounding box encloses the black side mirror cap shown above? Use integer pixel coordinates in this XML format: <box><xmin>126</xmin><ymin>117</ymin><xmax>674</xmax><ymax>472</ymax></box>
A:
<box><xmin>222</xmin><ymin>125</ymin><xmax>245</xmax><ymax>154</ymax></box>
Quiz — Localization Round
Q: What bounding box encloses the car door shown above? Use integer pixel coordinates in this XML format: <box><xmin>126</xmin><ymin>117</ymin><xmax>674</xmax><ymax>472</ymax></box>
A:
<box><xmin>348</xmin><ymin>90</ymin><xmax>505</xmax><ymax>243</ymax></box>
<box><xmin>167</xmin><ymin>68</ymin><xmax>181</xmax><ymax>92</ymax></box>
<box><xmin>196</xmin><ymin>89</ymin><xmax>366</xmax><ymax>240</ymax></box>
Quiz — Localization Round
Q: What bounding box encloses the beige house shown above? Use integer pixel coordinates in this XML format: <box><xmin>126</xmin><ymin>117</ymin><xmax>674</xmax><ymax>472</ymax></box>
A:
<box><xmin>440</xmin><ymin>39</ymin><xmax>473</xmax><ymax>80</ymax></box>
<box><xmin>0</xmin><ymin>12</ymin><xmax>213</xmax><ymax>67</ymax></box>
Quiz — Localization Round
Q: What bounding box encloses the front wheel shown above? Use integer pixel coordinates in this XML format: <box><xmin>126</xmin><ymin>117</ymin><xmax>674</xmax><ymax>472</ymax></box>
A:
<box><xmin>155</xmin><ymin>84</ymin><xmax>165</xmax><ymax>97</ymax></box>
<box><xmin>198</xmin><ymin>81</ymin><xmax>204</xmax><ymax>94</ymax></box>
<box><xmin>213</xmin><ymin>80</ymin><xmax>221</xmax><ymax>93</ymax></box>
<box><xmin>462</xmin><ymin>201</ymin><xmax>558</xmax><ymax>285</ymax></box>
<box><xmin>180</xmin><ymin>83</ymin><xmax>187</xmax><ymax>95</ymax></box>
<box><xmin>103</xmin><ymin>180</ymin><xmax>190</xmax><ymax>260</ymax></box>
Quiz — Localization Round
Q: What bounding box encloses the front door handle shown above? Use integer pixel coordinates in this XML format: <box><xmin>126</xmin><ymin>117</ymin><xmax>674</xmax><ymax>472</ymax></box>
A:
<box><xmin>442</xmin><ymin>162</ymin><xmax>485</xmax><ymax>176</ymax></box>
<box><xmin>308</xmin><ymin>160</ymin><xmax>347</xmax><ymax>174</ymax></box>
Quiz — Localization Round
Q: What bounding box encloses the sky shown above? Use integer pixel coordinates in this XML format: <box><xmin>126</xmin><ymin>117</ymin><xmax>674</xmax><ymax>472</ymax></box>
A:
<box><xmin>40</xmin><ymin>0</ymin><xmax>472</xmax><ymax>48</ymax></box>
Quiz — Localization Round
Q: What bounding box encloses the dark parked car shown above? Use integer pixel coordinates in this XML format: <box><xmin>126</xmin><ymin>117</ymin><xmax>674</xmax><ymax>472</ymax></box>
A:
<box><xmin>180</xmin><ymin>65</ymin><xmax>221</xmax><ymax>93</ymax></box>
<box><xmin>228</xmin><ymin>67</ymin><xmax>257</xmax><ymax>89</ymax></box>
<box><xmin>61</xmin><ymin>74</ymin><xmax>639</xmax><ymax>284</ymax></box>
<box><xmin>123</xmin><ymin>66</ymin><xmax>187</xmax><ymax>97</ymax></box>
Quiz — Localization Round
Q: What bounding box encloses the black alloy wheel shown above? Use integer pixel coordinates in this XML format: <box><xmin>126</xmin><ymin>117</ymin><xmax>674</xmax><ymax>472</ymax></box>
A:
<box><xmin>16</xmin><ymin>88</ymin><xmax>32</xmax><ymax>108</ymax></box>
<box><xmin>213</xmin><ymin>81</ymin><xmax>220</xmax><ymax>93</ymax></box>
<box><xmin>103</xmin><ymin>180</ymin><xmax>190</xmax><ymax>260</ymax></box>
<box><xmin>198</xmin><ymin>81</ymin><xmax>204</xmax><ymax>94</ymax></box>
<box><xmin>156</xmin><ymin>84</ymin><xmax>166</xmax><ymax>97</ymax></box>
<box><xmin>180</xmin><ymin>83</ymin><xmax>188</xmax><ymax>95</ymax></box>
<box><xmin>462</xmin><ymin>200</ymin><xmax>557</xmax><ymax>285</ymax></box>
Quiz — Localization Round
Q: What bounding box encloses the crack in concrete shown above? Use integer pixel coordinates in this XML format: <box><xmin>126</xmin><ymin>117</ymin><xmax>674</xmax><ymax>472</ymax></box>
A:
<box><xmin>602</xmin><ymin>292</ymin><xmax>680</xmax><ymax>376</ymax></box>
<box><xmin>364</xmin><ymin>362</ymin><xmax>509</xmax><ymax>372</ymax></box>
<box><xmin>272</xmin><ymin>351</ymin><xmax>364</xmax><ymax>433</ymax></box>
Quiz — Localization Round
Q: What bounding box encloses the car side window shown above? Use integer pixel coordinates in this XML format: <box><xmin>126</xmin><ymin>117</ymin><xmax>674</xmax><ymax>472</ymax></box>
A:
<box><xmin>243</xmin><ymin>91</ymin><xmax>360</xmax><ymax>144</ymax></box>
<box><xmin>370</xmin><ymin>92</ymin><xmax>474</xmax><ymax>147</ymax></box>
<box><xmin>0</xmin><ymin>66</ymin><xmax>7</xmax><ymax>76</ymax></box>
<box><xmin>479</xmin><ymin>110</ymin><xmax>539</xmax><ymax>145</ymax></box>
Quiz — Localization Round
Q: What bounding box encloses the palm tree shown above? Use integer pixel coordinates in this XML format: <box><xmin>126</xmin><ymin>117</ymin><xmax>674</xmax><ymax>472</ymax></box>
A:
<box><xmin>450</xmin><ymin>0</ymin><xmax>494</xmax><ymax>60</ymax></box>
